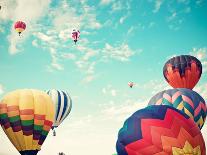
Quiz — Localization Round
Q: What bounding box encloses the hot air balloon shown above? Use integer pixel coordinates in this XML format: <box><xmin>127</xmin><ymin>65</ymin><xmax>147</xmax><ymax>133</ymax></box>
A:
<box><xmin>14</xmin><ymin>21</ymin><xmax>26</xmax><ymax>36</ymax></box>
<box><xmin>128</xmin><ymin>82</ymin><xmax>134</xmax><ymax>88</ymax></box>
<box><xmin>148</xmin><ymin>88</ymin><xmax>206</xmax><ymax>129</ymax></box>
<box><xmin>47</xmin><ymin>89</ymin><xmax>72</xmax><ymax>136</ymax></box>
<box><xmin>116</xmin><ymin>105</ymin><xmax>206</xmax><ymax>155</ymax></box>
<box><xmin>71</xmin><ymin>29</ymin><xmax>80</xmax><ymax>44</ymax></box>
<box><xmin>0</xmin><ymin>89</ymin><xmax>55</xmax><ymax>155</ymax></box>
<box><xmin>163</xmin><ymin>55</ymin><xmax>202</xmax><ymax>89</ymax></box>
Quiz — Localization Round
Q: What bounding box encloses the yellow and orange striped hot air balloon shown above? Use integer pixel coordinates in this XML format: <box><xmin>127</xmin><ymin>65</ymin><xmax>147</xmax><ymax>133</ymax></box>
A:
<box><xmin>0</xmin><ymin>89</ymin><xmax>55</xmax><ymax>155</ymax></box>
<box><xmin>14</xmin><ymin>21</ymin><xmax>26</xmax><ymax>36</ymax></box>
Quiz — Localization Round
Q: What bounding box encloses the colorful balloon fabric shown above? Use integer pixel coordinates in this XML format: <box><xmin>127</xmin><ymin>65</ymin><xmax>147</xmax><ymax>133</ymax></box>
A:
<box><xmin>0</xmin><ymin>89</ymin><xmax>55</xmax><ymax>155</ymax></box>
<box><xmin>71</xmin><ymin>29</ymin><xmax>80</xmax><ymax>44</ymax></box>
<box><xmin>116</xmin><ymin>105</ymin><xmax>206</xmax><ymax>155</ymax></box>
<box><xmin>14</xmin><ymin>21</ymin><xmax>26</xmax><ymax>36</ymax></box>
<box><xmin>47</xmin><ymin>89</ymin><xmax>72</xmax><ymax>129</ymax></box>
<box><xmin>163</xmin><ymin>55</ymin><xmax>202</xmax><ymax>89</ymax></box>
<box><xmin>148</xmin><ymin>88</ymin><xmax>206</xmax><ymax>129</ymax></box>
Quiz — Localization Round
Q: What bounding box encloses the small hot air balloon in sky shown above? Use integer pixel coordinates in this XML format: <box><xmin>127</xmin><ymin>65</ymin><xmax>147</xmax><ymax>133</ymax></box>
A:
<box><xmin>71</xmin><ymin>29</ymin><xmax>80</xmax><ymax>44</ymax></box>
<box><xmin>128</xmin><ymin>82</ymin><xmax>134</xmax><ymax>88</ymax></box>
<box><xmin>0</xmin><ymin>89</ymin><xmax>55</xmax><ymax>155</ymax></box>
<box><xmin>148</xmin><ymin>88</ymin><xmax>207</xmax><ymax>129</ymax></box>
<box><xmin>116</xmin><ymin>105</ymin><xmax>206</xmax><ymax>155</ymax></box>
<box><xmin>163</xmin><ymin>55</ymin><xmax>202</xmax><ymax>89</ymax></box>
<box><xmin>14</xmin><ymin>21</ymin><xmax>26</xmax><ymax>36</ymax></box>
<box><xmin>47</xmin><ymin>89</ymin><xmax>72</xmax><ymax>136</ymax></box>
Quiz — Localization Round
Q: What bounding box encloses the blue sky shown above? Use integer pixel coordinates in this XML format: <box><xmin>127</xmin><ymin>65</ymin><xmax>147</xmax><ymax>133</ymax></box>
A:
<box><xmin>0</xmin><ymin>0</ymin><xmax>207</xmax><ymax>154</ymax></box>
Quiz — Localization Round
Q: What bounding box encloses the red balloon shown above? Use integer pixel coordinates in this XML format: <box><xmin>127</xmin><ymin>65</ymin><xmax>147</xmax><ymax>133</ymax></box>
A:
<box><xmin>14</xmin><ymin>21</ymin><xmax>26</xmax><ymax>36</ymax></box>
<box><xmin>163</xmin><ymin>55</ymin><xmax>202</xmax><ymax>89</ymax></box>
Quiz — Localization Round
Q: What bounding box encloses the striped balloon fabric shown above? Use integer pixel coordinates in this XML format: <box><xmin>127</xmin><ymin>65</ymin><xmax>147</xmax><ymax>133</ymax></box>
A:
<box><xmin>116</xmin><ymin>105</ymin><xmax>206</xmax><ymax>155</ymax></box>
<box><xmin>148</xmin><ymin>88</ymin><xmax>206</xmax><ymax>129</ymax></box>
<box><xmin>0</xmin><ymin>89</ymin><xmax>55</xmax><ymax>155</ymax></box>
<box><xmin>47</xmin><ymin>89</ymin><xmax>72</xmax><ymax>129</ymax></box>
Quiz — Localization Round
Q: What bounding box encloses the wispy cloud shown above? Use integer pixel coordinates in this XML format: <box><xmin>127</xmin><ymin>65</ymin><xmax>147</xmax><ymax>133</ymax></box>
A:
<box><xmin>0</xmin><ymin>0</ymin><xmax>51</xmax><ymax>54</ymax></box>
<box><xmin>102</xmin><ymin>85</ymin><xmax>117</xmax><ymax>97</ymax></box>
<box><xmin>194</xmin><ymin>84</ymin><xmax>207</xmax><ymax>100</ymax></box>
<box><xmin>0</xmin><ymin>84</ymin><xmax>4</xmax><ymax>95</ymax></box>
<box><xmin>141</xmin><ymin>79</ymin><xmax>171</xmax><ymax>95</ymax></box>
<box><xmin>102</xmin><ymin>43</ymin><xmax>135</xmax><ymax>62</ymax></box>
<box><xmin>190</xmin><ymin>48</ymin><xmax>207</xmax><ymax>73</ymax></box>
<box><xmin>153</xmin><ymin>0</ymin><xmax>163</xmax><ymax>13</ymax></box>
<box><xmin>101</xmin><ymin>99</ymin><xmax>148</xmax><ymax>121</ymax></box>
<box><xmin>100</xmin><ymin>0</ymin><xmax>113</xmax><ymax>5</ymax></box>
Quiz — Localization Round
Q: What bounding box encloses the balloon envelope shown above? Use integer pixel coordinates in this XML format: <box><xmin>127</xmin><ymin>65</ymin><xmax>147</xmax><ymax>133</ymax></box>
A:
<box><xmin>0</xmin><ymin>89</ymin><xmax>55</xmax><ymax>155</ymax></box>
<box><xmin>116</xmin><ymin>105</ymin><xmax>206</xmax><ymax>155</ymax></box>
<box><xmin>47</xmin><ymin>89</ymin><xmax>72</xmax><ymax>129</ymax></box>
<box><xmin>163</xmin><ymin>55</ymin><xmax>202</xmax><ymax>89</ymax></box>
<box><xmin>148</xmin><ymin>88</ymin><xmax>206</xmax><ymax>129</ymax></box>
<box><xmin>128</xmin><ymin>82</ymin><xmax>134</xmax><ymax>88</ymax></box>
<box><xmin>14</xmin><ymin>21</ymin><xmax>26</xmax><ymax>35</ymax></box>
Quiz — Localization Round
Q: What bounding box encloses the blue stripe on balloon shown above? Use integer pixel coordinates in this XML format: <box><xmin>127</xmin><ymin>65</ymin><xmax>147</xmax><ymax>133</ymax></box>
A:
<box><xmin>56</xmin><ymin>90</ymin><xmax>61</xmax><ymax>121</ymax></box>
<box><xmin>60</xmin><ymin>91</ymin><xmax>68</xmax><ymax>121</ymax></box>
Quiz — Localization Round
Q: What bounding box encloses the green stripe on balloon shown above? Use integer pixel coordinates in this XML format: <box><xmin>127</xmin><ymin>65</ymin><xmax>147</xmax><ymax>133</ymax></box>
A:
<box><xmin>9</xmin><ymin>116</ymin><xmax>20</xmax><ymax>122</ymax></box>
<box><xmin>22</xmin><ymin>120</ymin><xmax>34</xmax><ymax>126</ymax></box>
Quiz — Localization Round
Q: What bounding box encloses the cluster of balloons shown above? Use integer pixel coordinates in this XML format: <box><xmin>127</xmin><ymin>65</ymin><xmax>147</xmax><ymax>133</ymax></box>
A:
<box><xmin>13</xmin><ymin>21</ymin><xmax>80</xmax><ymax>44</ymax></box>
<box><xmin>0</xmin><ymin>89</ymin><xmax>72</xmax><ymax>155</ymax></box>
<box><xmin>116</xmin><ymin>55</ymin><xmax>206</xmax><ymax>155</ymax></box>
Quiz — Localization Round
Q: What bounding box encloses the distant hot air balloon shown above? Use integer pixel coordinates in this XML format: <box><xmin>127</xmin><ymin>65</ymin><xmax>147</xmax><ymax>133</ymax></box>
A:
<box><xmin>0</xmin><ymin>89</ymin><xmax>55</xmax><ymax>155</ymax></box>
<box><xmin>71</xmin><ymin>29</ymin><xmax>80</xmax><ymax>44</ymax></box>
<box><xmin>148</xmin><ymin>88</ymin><xmax>207</xmax><ymax>129</ymax></box>
<box><xmin>14</xmin><ymin>21</ymin><xmax>26</xmax><ymax>36</ymax></box>
<box><xmin>128</xmin><ymin>82</ymin><xmax>134</xmax><ymax>88</ymax></box>
<box><xmin>47</xmin><ymin>89</ymin><xmax>72</xmax><ymax>136</ymax></box>
<box><xmin>116</xmin><ymin>105</ymin><xmax>206</xmax><ymax>155</ymax></box>
<box><xmin>163</xmin><ymin>55</ymin><xmax>202</xmax><ymax>89</ymax></box>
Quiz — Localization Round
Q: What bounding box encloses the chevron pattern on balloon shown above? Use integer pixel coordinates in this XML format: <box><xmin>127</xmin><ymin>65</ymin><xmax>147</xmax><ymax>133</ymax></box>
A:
<box><xmin>116</xmin><ymin>105</ymin><xmax>206</xmax><ymax>155</ymax></box>
<box><xmin>148</xmin><ymin>88</ymin><xmax>207</xmax><ymax>129</ymax></box>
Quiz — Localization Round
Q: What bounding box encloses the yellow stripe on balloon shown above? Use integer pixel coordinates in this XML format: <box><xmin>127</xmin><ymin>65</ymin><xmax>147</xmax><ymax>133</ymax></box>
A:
<box><xmin>15</xmin><ymin>28</ymin><xmax>24</xmax><ymax>33</ymax></box>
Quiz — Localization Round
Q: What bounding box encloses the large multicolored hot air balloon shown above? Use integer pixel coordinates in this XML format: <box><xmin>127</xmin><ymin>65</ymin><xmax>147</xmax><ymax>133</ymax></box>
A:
<box><xmin>14</xmin><ymin>21</ymin><xmax>26</xmax><ymax>36</ymax></box>
<box><xmin>0</xmin><ymin>89</ymin><xmax>55</xmax><ymax>155</ymax></box>
<box><xmin>116</xmin><ymin>105</ymin><xmax>206</xmax><ymax>155</ymax></box>
<box><xmin>47</xmin><ymin>89</ymin><xmax>72</xmax><ymax>136</ymax></box>
<box><xmin>71</xmin><ymin>29</ymin><xmax>80</xmax><ymax>44</ymax></box>
<box><xmin>148</xmin><ymin>88</ymin><xmax>206</xmax><ymax>129</ymax></box>
<box><xmin>163</xmin><ymin>55</ymin><xmax>202</xmax><ymax>89</ymax></box>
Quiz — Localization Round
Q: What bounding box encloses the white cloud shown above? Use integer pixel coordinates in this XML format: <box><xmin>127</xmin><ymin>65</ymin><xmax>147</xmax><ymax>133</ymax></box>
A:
<box><xmin>61</xmin><ymin>53</ymin><xmax>76</xmax><ymax>60</ymax></box>
<box><xmin>112</xmin><ymin>1</ymin><xmax>123</xmax><ymax>11</ymax></box>
<box><xmin>119</xmin><ymin>14</ymin><xmax>129</xmax><ymax>24</ymax></box>
<box><xmin>100</xmin><ymin>0</ymin><xmax>113</xmax><ymax>5</ymax></box>
<box><xmin>141</xmin><ymin>79</ymin><xmax>171</xmax><ymax>95</ymax></box>
<box><xmin>36</xmin><ymin>32</ymin><xmax>54</xmax><ymax>42</ymax></box>
<box><xmin>190</xmin><ymin>48</ymin><xmax>207</xmax><ymax>73</ymax></box>
<box><xmin>49</xmin><ymin>48</ymin><xmax>63</xmax><ymax>71</ymax></box>
<box><xmin>153</xmin><ymin>0</ymin><xmax>163</xmax><ymax>13</ymax></box>
<box><xmin>32</xmin><ymin>39</ymin><xmax>38</xmax><ymax>47</ymax></box>
<box><xmin>0</xmin><ymin>84</ymin><xmax>4</xmax><ymax>95</ymax></box>
<box><xmin>102</xmin><ymin>43</ymin><xmax>135</xmax><ymax>61</ymax></box>
<box><xmin>101</xmin><ymin>99</ymin><xmax>148</xmax><ymax>121</ymax></box>
<box><xmin>82</xmin><ymin>75</ymin><xmax>96</xmax><ymax>83</ymax></box>
<box><xmin>194</xmin><ymin>84</ymin><xmax>207</xmax><ymax>100</ymax></box>
<box><xmin>0</xmin><ymin>0</ymin><xmax>51</xmax><ymax>54</ymax></box>
<box><xmin>102</xmin><ymin>85</ymin><xmax>118</xmax><ymax>97</ymax></box>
